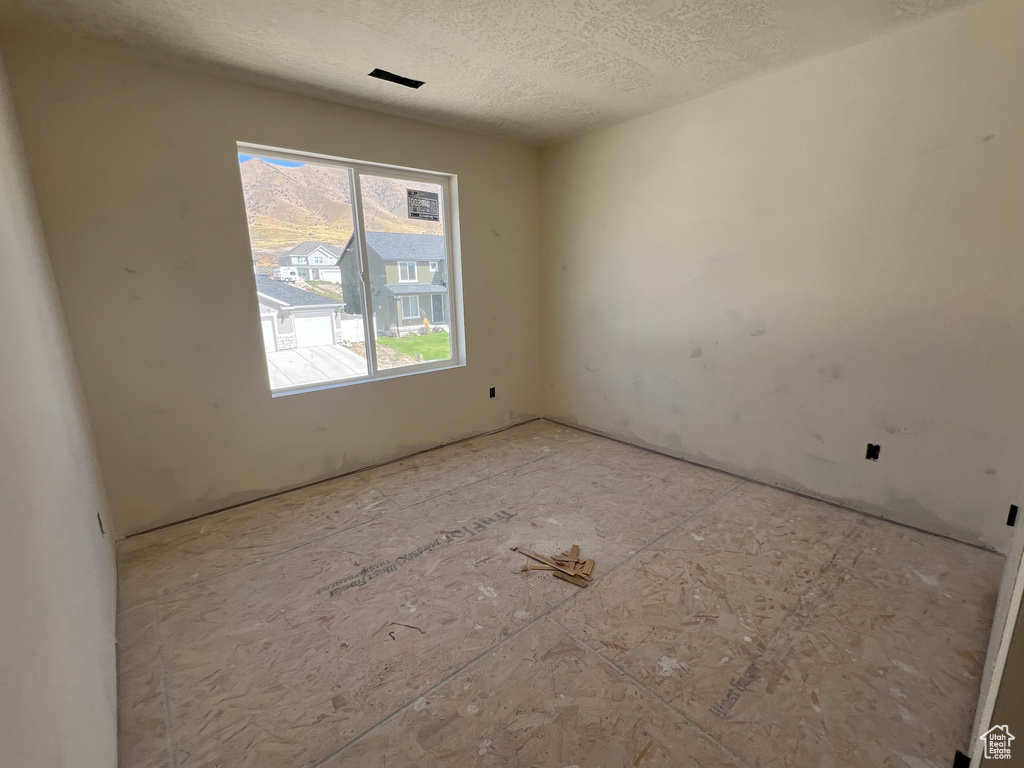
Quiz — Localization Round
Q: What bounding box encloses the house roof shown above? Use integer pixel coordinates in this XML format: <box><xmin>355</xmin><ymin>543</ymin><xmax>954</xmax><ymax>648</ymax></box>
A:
<box><xmin>386</xmin><ymin>284</ymin><xmax>448</xmax><ymax>295</ymax></box>
<box><xmin>366</xmin><ymin>232</ymin><xmax>445</xmax><ymax>263</ymax></box>
<box><xmin>283</xmin><ymin>241</ymin><xmax>345</xmax><ymax>258</ymax></box>
<box><xmin>255</xmin><ymin>274</ymin><xmax>340</xmax><ymax>307</ymax></box>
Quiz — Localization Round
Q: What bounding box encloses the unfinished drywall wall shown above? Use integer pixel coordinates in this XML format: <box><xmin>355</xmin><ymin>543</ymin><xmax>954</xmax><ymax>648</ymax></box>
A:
<box><xmin>0</xmin><ymin>30</ymin><xmax>542</xmax><ymax>536</ymax></box>
<box><xmin>541</xmin><ymin>0</ymin><xmax>1024</xmax><ymax>552</ymax></box>
<box><xmin>0</xmin><ymin>47</ymin><xmax>116</xmax><ymax>768</ymax></box>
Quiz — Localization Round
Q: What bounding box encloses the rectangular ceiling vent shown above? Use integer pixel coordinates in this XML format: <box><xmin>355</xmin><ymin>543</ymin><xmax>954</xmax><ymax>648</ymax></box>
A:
<box><xmin>368</xmin><ymin>68</ymin><xmax>425</xmax><ymax>89</ymax></box>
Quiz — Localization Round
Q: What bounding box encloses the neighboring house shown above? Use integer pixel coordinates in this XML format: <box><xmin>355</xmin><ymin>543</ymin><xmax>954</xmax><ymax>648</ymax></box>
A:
<box><xmin>336</xmin><ymin>232</ymin><xmax>449</xmax><ymax>334</ymax></box>
<box><xmin>255</xmin><ymin>274</ymin><xmax>347</xmax><ymax>351</ymax></box>
<box><xmin>275</xmin><ymin>242</ymin><xmax>344</xmax><ymax>283</ymax></box>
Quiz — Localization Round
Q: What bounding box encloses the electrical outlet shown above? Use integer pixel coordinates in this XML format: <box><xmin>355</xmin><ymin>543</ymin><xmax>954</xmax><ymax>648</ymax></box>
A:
<box><xmin>866</xmin><ymin>444</ymin><xmax>880</xmax><ymax>461</ymax></box>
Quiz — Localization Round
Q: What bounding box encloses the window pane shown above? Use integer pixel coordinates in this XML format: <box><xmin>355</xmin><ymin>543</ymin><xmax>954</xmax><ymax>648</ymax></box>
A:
<box><xmin>237</xmin><ymin>151</ymin><xmax>370</xmax><ymax>391</ymax></box>
<box><xmin>358</xmin><ymin>174</ymin><xmax>452</xmax><ymax>371</ymax></box>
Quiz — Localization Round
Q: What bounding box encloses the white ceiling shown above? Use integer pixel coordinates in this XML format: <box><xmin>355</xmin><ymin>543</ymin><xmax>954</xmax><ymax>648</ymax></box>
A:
<box><xmin>0</xmin><ymin>0</ymin><xmax>973</xmax><ymax>144</ymax></box>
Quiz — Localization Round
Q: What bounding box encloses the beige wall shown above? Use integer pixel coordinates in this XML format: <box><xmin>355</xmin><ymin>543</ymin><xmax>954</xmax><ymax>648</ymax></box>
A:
<box><xmin>541</xmin><ymin>0</ymin><xmax>1024</xmax><ymax>552</ymax></box>
<box><xmin>0</xmin><ymin>48</ymin><xmax>117</xmax><ymax>767</ymax></box>
<box><xmin>0</xmin><ymin>31</ymin><xmax>543</xmax><ymax>536</ymax></box>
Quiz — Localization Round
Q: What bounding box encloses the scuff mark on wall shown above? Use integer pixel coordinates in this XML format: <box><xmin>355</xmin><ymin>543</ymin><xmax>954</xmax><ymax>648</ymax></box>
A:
<box><xmin>884</xmin><ymin>424</ymin><xmax>916</xmax><ymax>435</ymax></box>
<box><xmin>801</xmin><ymin>451</ymin><xmax>841</xmax><ymax>467</ymax></box>
<box><xmin>817</xmin><ymin>364</ymin><xmax>843</xmax><ymax>382</ymax></box>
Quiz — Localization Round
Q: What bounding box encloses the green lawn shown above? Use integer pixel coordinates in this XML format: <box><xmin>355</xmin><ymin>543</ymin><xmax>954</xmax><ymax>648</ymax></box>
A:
<box><xmin>377</xmin><ymin>331</ymin><xmax>451</xmax><ymax>361</ymax></box>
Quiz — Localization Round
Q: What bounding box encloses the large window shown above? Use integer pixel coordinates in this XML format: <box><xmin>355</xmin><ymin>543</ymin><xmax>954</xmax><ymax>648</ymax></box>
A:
<box><xmin>401</xmin><ymin>296</ymin><xmax>420</xmax><ymax>319</ymax></box>
<box><xmin>237</xmin><ymin>144</ymin><xmax>462</xmax><ymax>395</ymax></box>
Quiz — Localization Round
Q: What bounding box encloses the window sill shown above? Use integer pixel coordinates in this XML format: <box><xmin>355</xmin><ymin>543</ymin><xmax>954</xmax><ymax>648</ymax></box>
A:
<box><xmin>270</xmin><ymin>358</ymin><xmax>465</xmax><ymax>398</ymax></box>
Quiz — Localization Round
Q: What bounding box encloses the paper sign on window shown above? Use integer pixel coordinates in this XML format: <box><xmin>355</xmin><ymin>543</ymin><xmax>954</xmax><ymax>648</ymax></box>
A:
<box><xmin>407</xmin><ymin>189</ymin><xmax>440</xmax><ymax>221</ymax></box>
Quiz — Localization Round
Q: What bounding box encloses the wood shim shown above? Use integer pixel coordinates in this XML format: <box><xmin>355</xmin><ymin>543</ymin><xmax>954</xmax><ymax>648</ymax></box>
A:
<box><xmin>512</xmin><ymin>547</ymin><xmax>578</xmax><ymax>577</ymax></box>
<box><xmin>512</xmin><ymin>544</ymin><xmax>595</xmax><ymax>589</ymax></box>
<box><xmin>553</xmin><ymin>570</ymin><xmax>588</xmax><ymax>588</ymax></box>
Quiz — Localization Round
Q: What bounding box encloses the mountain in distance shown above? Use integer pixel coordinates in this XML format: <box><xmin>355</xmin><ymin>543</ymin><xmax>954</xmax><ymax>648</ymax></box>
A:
<box><xmin>239</xmin><ymin>157</ymin><xmax>442</xmax><ymax>264</ymax></box>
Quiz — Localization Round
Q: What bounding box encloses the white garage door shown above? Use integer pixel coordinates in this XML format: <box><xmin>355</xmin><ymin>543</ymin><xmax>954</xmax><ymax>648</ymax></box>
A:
<box><xmin>260</xmin><ymin>316</ymin><xmax>276</xmax><ymax>353</ymax></box>
<box><xmin>294</xmin><ymin>314</ymin><xmax>334</xmax><ymax>348</ymax></box>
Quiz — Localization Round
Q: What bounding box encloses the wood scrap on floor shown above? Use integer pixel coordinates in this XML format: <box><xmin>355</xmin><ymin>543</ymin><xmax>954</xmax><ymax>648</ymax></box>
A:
<box><xmin>511</xmin><ymin>544</ymin><xmax>595</xmax><ymax>589</ymax></box>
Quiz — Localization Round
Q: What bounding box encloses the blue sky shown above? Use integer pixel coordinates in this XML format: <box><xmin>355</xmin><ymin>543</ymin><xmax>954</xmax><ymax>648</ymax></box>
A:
<box><xmin>238</xmin><ymin>153</ymin><xmax>305</xmax><ymax>168</ymax></box>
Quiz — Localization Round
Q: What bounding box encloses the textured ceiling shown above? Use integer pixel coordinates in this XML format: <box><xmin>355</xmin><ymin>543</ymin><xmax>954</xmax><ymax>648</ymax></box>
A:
<box><xmin>0</xmin><ymin>0</ymin><xmax>974</xmax><ymax>144</ymax></box>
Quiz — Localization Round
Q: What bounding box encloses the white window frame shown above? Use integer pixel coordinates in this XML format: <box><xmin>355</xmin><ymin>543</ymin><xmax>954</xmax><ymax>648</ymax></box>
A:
<box><xmin>239</xmin><ymin>142</ymin><xmax>466</xmax><ymax>396</ymax></box>
<box><xmin>401</xmin><ymin>295</ymin><xmax>420</xmax><ymax>319</ymax></box>
<box><xmin>294</xmin><ymin>256</ymin><xmax>307</xmax><ymax>264</ymax></box>
<box><xmin>398</xmin><ymin>261</ymin><xmax>418</xmax><ymax>283</ymax></box>
<box><xmin>429</xmin><ymin>261</ymin><xmax>438</xmax><ymax>272</ymax></box>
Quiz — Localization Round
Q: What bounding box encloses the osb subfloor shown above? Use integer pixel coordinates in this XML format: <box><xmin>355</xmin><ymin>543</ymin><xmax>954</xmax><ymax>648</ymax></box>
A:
<box><xmin>117</xmin><ymin>419</ymin><xmax>1003</xmax><ymax>768</ymax></box>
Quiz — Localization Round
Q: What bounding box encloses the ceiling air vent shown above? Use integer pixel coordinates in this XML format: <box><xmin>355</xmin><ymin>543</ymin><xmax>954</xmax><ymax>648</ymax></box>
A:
<box><xmin>368</xmin><ymin>68</ymin><xmax>425</xmax><ymax>89</ymax></box>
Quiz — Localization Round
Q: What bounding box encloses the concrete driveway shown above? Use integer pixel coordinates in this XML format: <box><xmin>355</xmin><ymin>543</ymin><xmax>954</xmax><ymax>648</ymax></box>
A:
<box><xmin>266</xmin><ymin>345</ymin><xmax>368</xmax><ymax>389</ymax></box>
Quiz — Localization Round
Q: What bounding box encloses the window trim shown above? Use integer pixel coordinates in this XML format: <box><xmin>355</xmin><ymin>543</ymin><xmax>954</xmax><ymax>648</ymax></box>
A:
<box><xmin>239</xmin><ymin>142</ymin><xmax>465</xmax><ymax>397</ymax></box>
<box><xmin>398</xmin><ymin>261</ymin><xmax>418</xmax><ymax>283</ymax></box>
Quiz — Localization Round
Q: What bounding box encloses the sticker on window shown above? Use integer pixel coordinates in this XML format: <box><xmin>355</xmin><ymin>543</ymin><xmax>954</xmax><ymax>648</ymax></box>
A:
<box><xmin>407</xmin><ymin>189</ymin><xmax>440</xmax><ymax>221</ymax></box>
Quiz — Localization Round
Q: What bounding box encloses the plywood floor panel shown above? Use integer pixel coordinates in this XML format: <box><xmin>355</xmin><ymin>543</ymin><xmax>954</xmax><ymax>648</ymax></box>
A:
<box><xmin>116</xmin><ymin>419</ymin><xmax>1002</xmax><ymax>768</ymax></box>
<box><xmin>117</xmin><ymin>605</ymin><xmax>172</xmax><ymax>768</ymax></box>
<box><xmin>320</xmin><ymin>617</ymin><xmax>745</xmax><ymax>768</ymax></box>
<box><xmin>551</xmin><ymin>480</ymin><xmax>1002</xmax><ymax>768</ymax></box>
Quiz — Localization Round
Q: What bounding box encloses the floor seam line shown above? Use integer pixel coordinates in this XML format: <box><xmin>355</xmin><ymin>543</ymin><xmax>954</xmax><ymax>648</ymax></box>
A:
<box><xmin>306</xmin><ymin>478</ymin><xmax>746</xmax><ymax>767</ymax></box>
<box><xmin>118</xmin><ymin>417</ymin><xmax>546</xmax><ymax>541</ymax></box>
<box><xmin>117</xmin><ymin>447</ymin><xmax>570</xmax><ymax>613</ymax></box>
<box><xmin>306</xmin><ymin>588</ymin><xmax>583</xmax><ymax>768</ymax></box>
<box><xmin>543</xmin><ymin>417</ymin><xmax>999</xmax><ymax>554</ymax></box>
<box><xmin>366</xmin><ymin>447</ymin><xmax>567</xmax><ymax>510</ymax></box>
<box><xmin>152</xmin><ymin>604</ymin><xmax>183</xmax><ymax>768</ymax></box>
<box><xmin>545</xmin><ymin>614</ymin><xmax>757</xmax><ymax>768</ymax></box>
<box><xmin>542</xmin><ymin>493</ymin><xmax>871</xmax><ymax>768</ymax></box>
